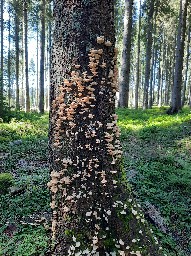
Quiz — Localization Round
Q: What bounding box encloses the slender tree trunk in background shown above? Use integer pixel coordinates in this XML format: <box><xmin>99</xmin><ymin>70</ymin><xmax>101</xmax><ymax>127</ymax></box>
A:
<box><xmin>159</xmin><ymin>33</ymin><xmax>165</xmax><ymax>107</ymax></box>
<box><xmin>167</xmin><ymin>0</ymin><xmax>189</xmax><ymax>114</ymax></box>
<box><xmin>165</xmin><ymin>44</ymin><xmax>170</xmax><ymax>105</ymax></box>
<box><xmin>149</xmin><ymin>50</ymin><xmax>154</xmax><ymax>108</ymax></box>
<box><xmin>15</xmin><ymin>7</ymin><xmax>20</xmax><ymax>110</ymax></box>
<box><xmin>8</xmin><ymin>9</ymin><xmax>11</xmax><ymax>108</ymax></box>
<box><xmin>0</xmin><ymin>0</ymin><xmax>4</xmax><ymax>115</ymax></box>
<box><xmin>157</xmin><ymin>58</ymin><xmax>161</xmax><ymax>106</ymax></box>
<box><xmin>182</xmin><ymin>25</ymin><xmax>190</xmax><ymax>107</ymax></box>
<box><xmin>152</xmin><ymin>47</ymin><xmax>157</xmax><ymax>104</ymax></box>
<box><xmin>49</xmin><ymin>0</ymin><xmax>162</xmax><ymax>255</ymax></box>
<box><xmin>143</xmin><ymin>0</ymin><xmax>155</xmax><ymax>109</ymax></box>
<box><xmin>46</xmin><ymin>11</ymin><xmax>52</xmax><ymax>111</ymax></box>
<box><xmin>135</xmin><ymin>0</ymin><xmax>141</xmax><ymax>109</ymax></box>
<box><xmin>119</xmin><ymin>0</ymin><xmax>133</xmax><ymax>108</ymax></box>
<box><xmin>21</xmin><ymin>20</ymin><xmax>25</xmax><ymax>109</ymax></box>
<box><xmin>23</xmin><ymin>0</ymin><xmax>30</xmax><ymax>112</ymax></box>
<box><xmin>149</xmin><ymin>13</ymin><xmax>157</xmax><ymax>109</ymax></box>
<box><xmin>39</xmin><ymin>0</ymin><xmax>45</xmax><ymax>113</ymax></box>
<box><xmin>36</xmin><ymin>21</ymin><xmax>39</xmax><ymax>109</ymax></box>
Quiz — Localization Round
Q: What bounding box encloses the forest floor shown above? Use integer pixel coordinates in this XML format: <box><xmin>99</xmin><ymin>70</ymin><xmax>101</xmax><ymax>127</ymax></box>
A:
<box><xmin>0</xmin><ymin>107</ymin><xmax>191</xmax><ymax>256</ymax></box>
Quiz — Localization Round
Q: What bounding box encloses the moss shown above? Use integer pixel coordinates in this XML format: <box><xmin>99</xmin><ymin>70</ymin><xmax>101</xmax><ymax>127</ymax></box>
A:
<box><xmin>0</xmin><ymin>173</ymin><xmax>14</xmax><ymax>195</ymax></box>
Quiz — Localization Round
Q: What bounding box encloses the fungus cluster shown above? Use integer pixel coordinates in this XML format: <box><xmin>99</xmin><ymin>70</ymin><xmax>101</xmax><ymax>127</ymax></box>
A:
<box><xmin>49</xmin><ymin>35</ymin><xmax>162</xmax><ymax>256</ymax></box>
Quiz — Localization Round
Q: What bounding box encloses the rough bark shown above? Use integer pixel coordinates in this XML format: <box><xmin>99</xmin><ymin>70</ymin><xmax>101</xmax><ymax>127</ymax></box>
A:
<box><xmin>23</xmin><ymin>0</ymin><xmax>30</xmax><ymax>112</ymax></box>
<box><xmin>49</xmin><ymin>1</ymin><xmax>162</xmax><ymax>255</ymax></box>
<box><xmin>167</xmin><ymin>0</ymin><xmax>189</xmax><ymax>114</ymax></box>
<box><xmin>119</xmin><ymin>0</ymin><xmax>133</xmax><ymax>108</ymax></box>
<box><xmin>39</xmin><ymin>0</ymin><xmax>46</xmax><ymax>113</ymax></box>
<box><xmin>143</xmin><ymin>0</ymin><xmax>155</xmax><ymax>110</ymax></box>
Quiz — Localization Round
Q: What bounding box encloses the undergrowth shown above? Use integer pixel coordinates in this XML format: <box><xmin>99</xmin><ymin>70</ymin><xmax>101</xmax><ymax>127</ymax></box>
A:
<box><xmin>0</xmin><ymin>108</ymin><xmax>190</xmax><ymax>255</ymax></box>
<box><xmin>117</xmin><ymin>107</ymin><xmax>191</xmax><ymax>256</ymax></box>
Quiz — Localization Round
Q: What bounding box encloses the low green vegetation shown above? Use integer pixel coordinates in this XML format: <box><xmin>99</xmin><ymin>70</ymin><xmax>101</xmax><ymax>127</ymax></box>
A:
<box><xmin>0</xmin><ymin>111</ymin><xmax>50</xmax><ymax>256</ymax></box>
<box><xmin>0</xmin><ymin>173</ymin><xmax>14</xmax><ymax>195</ymax></box>
<box><xmin>117</xmin><ymin>107</ymin><xmax>191</xmax><ymax>256</ymax></box>
<box><xmin>0</xmin><ymin>108</ymin><xmax>190</xmax><ymax>255</ymax></box>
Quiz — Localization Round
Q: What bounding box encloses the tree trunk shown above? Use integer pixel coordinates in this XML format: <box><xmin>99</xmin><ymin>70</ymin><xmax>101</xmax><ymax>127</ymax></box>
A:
<box><xmin>36</xmin><ymin>20</ymin><xmax>39</xmax><ymax>110</ymax></box>
<box><xmin>0</xmin><ymin>0</ymin><xmax>4</xmax><ymax>116</ymax></box>
<box><xmin>49</xmin><ymin>0</ymin><xmax>162</xmax><ymax>255</ymax></box>
<box><xmin>135</xmin><ymin>0</ymin><xmax>141</xmax><ymax>109</ymax></box>
<box><xmin>39</xmin><ymin>0</ymin><xmax>46</xmax><ymax>113</ymax></box>
<box><xmin>143</xmin><ymin>0</ymin><xmax>155</xmax><ymax>110</ymax></box>
<box><xmin>182</xmin><ymin>25</ymin><xmax>190</xmax><ymax>107</ymax></box>
<box><xmin>21</xmin><ymin>17</ymin><xmax>25</xmax><ymax>109</ymax></box>
<box><xmin>149</xmin><ymin>13</ymin><xmax>157</xmax><ymax>109</ymax></box>
<box><xmin>157</xmin><ymin>57</ymin><xmax>161</xmax><ymax>106</ymax></box>
<box><xmin>23</xmin><ymin>0</ymin><xmax>30</xmax><ymax>112</ymax></box>
<box><xmin>15</xmin><ymin>6</ymin><xmax>20</xmax><ymax>110</ymax></box>
<box><xmin>8</xmin><ymin>8</ymin><xmax>11</xmax><ymax>108</ymax></box>
<box><xmin>119</xmin><ymin>0</ymin><xmax>133</xmax><ymax>108</ymax></box>
<box><xmin>167</xmin><ymin>0</ymin><xmax>189</xmax><ymax>114</ymax></box>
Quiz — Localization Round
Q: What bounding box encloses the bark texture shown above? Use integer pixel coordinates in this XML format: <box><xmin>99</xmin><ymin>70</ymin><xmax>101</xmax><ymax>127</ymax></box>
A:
<box><xmin>119</xmin><ymin>0</ymin><xmax>133</xmax><ymax>108</ymax></box>
<box><xmin>49</xmin><ymin>1</ymin><xmax>162</xmax><ymax>255</ymax></box>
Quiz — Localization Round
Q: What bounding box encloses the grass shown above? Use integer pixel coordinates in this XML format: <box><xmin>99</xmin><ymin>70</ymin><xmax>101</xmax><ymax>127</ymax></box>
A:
<box><xmin>117</xmin><ymin>107</ymin><xmax>191</xmax><ymax>256</ymax></box>
<box><xmin>0</xmin><ymin>108</ymin><xmax>190</xmax><ymax>255</ymax></box>
<box><xmin>0</xmin><ymin>111</ymin><xmax>50</xmax><ymax>256</ymax></box>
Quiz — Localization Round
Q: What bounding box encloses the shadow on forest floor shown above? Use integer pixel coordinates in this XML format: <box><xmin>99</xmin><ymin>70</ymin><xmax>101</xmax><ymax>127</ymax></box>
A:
<box><xmin>117</xmin><ymin>107</ymin><xmax>191</xmax><ymax>256</ymax></box>
<box><xmin>0</xmin><ymin>108</ymin><xmax>191</xmax><ymax>255</ymax></box>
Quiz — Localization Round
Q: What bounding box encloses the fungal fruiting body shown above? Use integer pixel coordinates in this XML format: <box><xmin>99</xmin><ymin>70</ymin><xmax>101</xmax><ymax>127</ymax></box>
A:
<box><xmin>49</xmin><ymin>35</ymin><xmax>161</xmax><ymax>256</ymax></box>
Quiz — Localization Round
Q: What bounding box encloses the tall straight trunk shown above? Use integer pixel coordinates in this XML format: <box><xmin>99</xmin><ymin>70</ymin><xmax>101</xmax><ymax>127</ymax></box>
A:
<box><xmin>182</xmin><ymin>25</ymin><xmax>190</xmax><ymax>107</ymax></box>
<box><xmin>135</xmin><ymin>0</ymin><xmax>141</xmax><ymax>109</ymax></box>
<box><xmin>0</xmin><ymin>0</ymin><xmax>3</xmax><ymax>115</ymax></box>
<box><xmin>47</xmin><ymin>2</ymin><xmax>52</xmax><ymax>111</ymax></box>
<box><xmin>157</xmin><ymin>58</ymin><xmax>161</xmax><ymax>106</ymax></box>
<box><xmin>165</xmin><ymin>44</ymin><xmax>171</xmax><ymax>105</ymax></box>
<box><xmin>15</xmin><ymin>7</ymin><xmax>20</xmax><ymax>110</ymax></box>
<box><xmin>149</xmin><ymin>48</ymin><xmax>154</xmax><ymax>108</ymax></box>
<box><xmin>23</xmin><ymin>0</ymin><xmax>30</xmax><ymax>112</ymax></box>
<box><xmin>49</xmin><ymin>0</ymin><xmax>162</xmax><ymax>255</ymax></box>
<box><xmin>159</xmin><ymin>32</ymin><xmax>165</xmax><ymax>107</ymax></box>
<box><xmin>21</xmin><ymin>19</ymin><xmax>25</xmax><ymax>109</ymax></box>
<box><xmin>149</xmin><ymin>13</ymin><xmax>157</xmax><ymax>108</ymax></box>
<box><xmin>39</xmin><ymin>0</ymin><xmax>46</xmax><ymax>113</ymax></box>
<box><xmin>143</xmin><ymin>0</ymin><xmax>155</xmax><ymax>109</ymax></box>
<box><xmin>8</xmin><ymin>9</ymin><xmax>11</xmax><ymax>108</ymax></box>
<box><xmin>119</xmin><ymin>0</ymin><xmax>133</xmax><ymax>108</ymax></box>
<box><xmin>36</xmin><ymin>20</ymin><xmax>39</xmax><ymax>109</ymax></box>
<box><xmin>152</xmin><ymin>47</ymin><xmax>157</xmax><ymax>104</ymax></box>
<box><xmin>167</xmin><ymin>0</ymin><xmax>189</xmax><ymax>114</ymax></box>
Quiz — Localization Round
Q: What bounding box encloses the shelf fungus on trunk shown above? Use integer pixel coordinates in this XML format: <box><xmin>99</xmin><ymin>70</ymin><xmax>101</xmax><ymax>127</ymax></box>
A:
<box><xmin>49</xmin><ymin>1</ymin><xmax>163</xmax><ymax>255</ymax></box>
